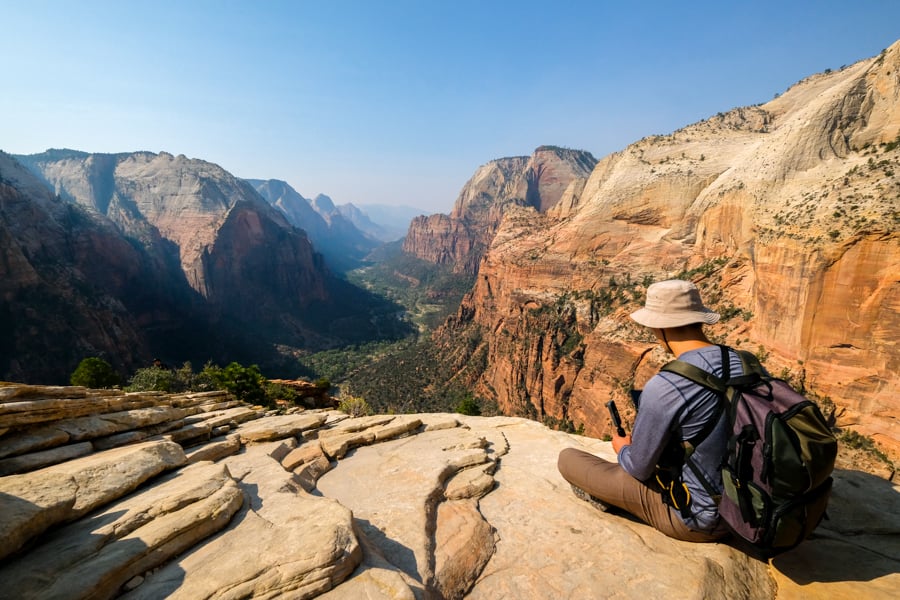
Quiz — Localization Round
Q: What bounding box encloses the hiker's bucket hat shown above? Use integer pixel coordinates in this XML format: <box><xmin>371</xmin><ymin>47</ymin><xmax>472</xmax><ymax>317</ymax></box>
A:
<box><xmin>629</xmin><ymin>279</ymin><xmax>720</xmax><ymax>329</ymax></box>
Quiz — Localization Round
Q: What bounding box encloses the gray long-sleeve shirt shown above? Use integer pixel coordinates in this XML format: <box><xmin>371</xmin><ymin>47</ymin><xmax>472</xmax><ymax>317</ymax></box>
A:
<box><xmin>618</xmin><ymin>345</ymin><xmax>743</xmax><ymax>531</ymax></box>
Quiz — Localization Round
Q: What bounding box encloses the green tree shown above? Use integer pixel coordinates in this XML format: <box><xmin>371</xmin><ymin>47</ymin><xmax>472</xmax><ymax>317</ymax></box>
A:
<box><xmin>126</xmin><ymin>366</ymin><xmax>174</xmax><ymax>392</ymax></box>
<box><xmin>70</xmin><ymin>357</ymin><xmax>120</xmax><ymax>388</ymax></box>
<box><xmin>455</xmin><ymin>394</ymin><xmax>481</xmax><ymax>416</ymax></box>
<box><xmin>205</xmin><ymin>362</ymin><xmax>267</xmax><ymax>405</ymax></box>
<box><xmin>127</xmin><ymin>361</ymin><xmax>218</xmax><ymax>393</ymax></box>
<box><xmin>265</xmin><ymin>381</ymin><xmax>298</xmax><ymax>406</ymax></box>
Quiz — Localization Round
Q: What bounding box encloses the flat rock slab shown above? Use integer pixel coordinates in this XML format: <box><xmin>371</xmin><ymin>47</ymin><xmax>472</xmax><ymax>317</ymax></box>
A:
<box><xmin>125</xmin><ymin>445</ymin><xmax>361</xmax><ymax>599</ymax></box>
<box><xmin>458</xmin><ymin>417</ymin><xmax>774</xmax><ymax>600</ymax></box>
<box><xmin>318</xmin><ymin>535</ymin><xmax>418</xmax><ymax>600</ymax></box>
<box><xmin>0</xmin><ymin>469</ymin><xmax>78</xmax><ymax>561</ymax></box>
<box><xmin>50</xmin><ymin>406</ymin><xmax>189</xmax><ymax>442</ymax></box>
<box><xmin>318</xmin><ymin>422</ymin><xmax>494</xmax><ymax>598</ymax></box>
<box><xmin>0</xmin><ymin>392</ymin><xmax>161</xmax><ymax>428</ymax></box>
<box><xmin>319</xmin><ymin>415</ymin><xmax>423</xmax><ymax>459</ymax></box>
<box><xmin>188</xmin><ymin>406</ymin><xmax>260</xmax><ymax>429</ymax></box>
<box><xmin>0</xmin><ymin>439</ymin><xmax>187</xmax><ymax>560</ymax></box>
<box><xmin>281</xmin><ymin>440</ymin><xmax>323</xmax><ymax>470</ymax></box>
<box><xmin>0</xmin><ymin>423</ymin><xmax>71</xmax><ymax>458</ymax></box>
<box><xmin>769</xmin><ymin>469</ymin><xmax>900</xmax><ymax>599</ymax></box>
<box><xmin>0</xmin><ymin>461</ymin><xmax>243</xmax><ymax>600</ymax></box>
<box><xmin>43</xmin><ymin>439</ymin><xmax>188</xmax><ymax>516</ymax></box>
<box><xmin>236</xmin><ymin>413</ymin><xmax>328</xmax><ymax>443</ymax></box>
<box><xmin>2</xmin><ymin>387</ymin><xmax>897</xmax><ymax>600</ymax></box>
<box><xmin>0</xmin><ymin>440</ymin><xmax>93</xmax><ymax>476</ymax></box>
<box><xmin>184</xmin><ymin>433</ymin><xmax>242</xmax><ymax>464</ymax></box>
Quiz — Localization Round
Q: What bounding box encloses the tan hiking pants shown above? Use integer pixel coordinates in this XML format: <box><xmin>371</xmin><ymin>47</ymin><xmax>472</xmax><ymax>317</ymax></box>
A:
<box><xmin>557</xmin><ymin>447</ymin><xmax>728</xmax><ymax>543</ymax></box>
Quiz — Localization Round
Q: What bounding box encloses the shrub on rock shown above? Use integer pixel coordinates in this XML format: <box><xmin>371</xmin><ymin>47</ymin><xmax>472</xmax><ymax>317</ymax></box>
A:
<box><xmin>70</xmin><ymin>357</ymin><xmax>120</xmax><ymax>389</ymax></box>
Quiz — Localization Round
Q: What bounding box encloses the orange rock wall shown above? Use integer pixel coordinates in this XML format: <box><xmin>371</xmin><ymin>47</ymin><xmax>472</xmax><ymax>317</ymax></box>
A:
<box><xmin>433</xmin><ymin>43</ymin><xmax>900</xmax><ymax>460</ymax></box>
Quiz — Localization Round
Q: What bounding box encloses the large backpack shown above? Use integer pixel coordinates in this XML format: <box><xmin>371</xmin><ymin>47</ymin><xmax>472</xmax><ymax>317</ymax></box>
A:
<box><xmin>661</xmin><ymin>345</ymin><xmax>838</xmax><ymax>556</ymax></box>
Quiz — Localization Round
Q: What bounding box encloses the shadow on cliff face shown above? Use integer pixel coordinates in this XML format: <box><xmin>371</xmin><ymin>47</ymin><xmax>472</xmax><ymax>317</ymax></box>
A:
<box><xmin>192</xmin><ymin>275</ymin><xmax>416</xmax><ymax>380</ymax></box>
<box><xmin>311</xmin><ymin>276</ymin><xmax>416</xmax><ymax>343</ymax></box>
<box><xmin>770</xmin><ymin>468</ymin><xmax>900</xmax><ymax>585</ymax></box>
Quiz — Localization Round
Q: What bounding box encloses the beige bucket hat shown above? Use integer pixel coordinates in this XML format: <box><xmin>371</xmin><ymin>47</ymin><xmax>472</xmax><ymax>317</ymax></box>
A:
<box><xmin>629</xmin><ymin>279</ymin><xmax>720</xmax><ymax>329</ymax></box>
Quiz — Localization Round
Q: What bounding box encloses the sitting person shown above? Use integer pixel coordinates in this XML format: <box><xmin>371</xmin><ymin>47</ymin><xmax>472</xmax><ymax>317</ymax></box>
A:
<box><xmin>558</xmin><ymin>279</ymin><xmax>742</xmax><ymax>542</ymax></box>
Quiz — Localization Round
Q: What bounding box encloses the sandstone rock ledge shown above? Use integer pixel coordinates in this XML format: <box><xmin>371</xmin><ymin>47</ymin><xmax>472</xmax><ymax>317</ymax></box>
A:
<box><xmin>0</xmin><ymin>384</ymin><xmax>897</xmax><ymax>599</ymax></box>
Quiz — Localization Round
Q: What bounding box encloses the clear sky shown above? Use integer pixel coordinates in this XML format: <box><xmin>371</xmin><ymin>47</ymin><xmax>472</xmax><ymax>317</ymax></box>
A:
<box><xmin>2</xmin><ymin>1</ymin><xmax>899</xmax><ymax>212</ymax></box>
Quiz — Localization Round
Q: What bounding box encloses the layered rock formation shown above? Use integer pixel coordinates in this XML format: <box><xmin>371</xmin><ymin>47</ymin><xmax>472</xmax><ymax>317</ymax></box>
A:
<box><xmin>1</xmin><ymin>382</ymin><xmax>896</xmax><ymax>599</ymax></box>
<box><xmin>431</xmin><ymin>43</ymin><xmax>900</xmax><ymax>460</ymax></box>
<box><xmin>16</xmin><ymin>151</ymin><xmax>330</xmax><ymax>318</ymax></box>
<box><xmin>403</xmin><ymin>146</ymin><xmax>597</xmax><ymax>274</ymax></box>
<box><xmin>0</xmin><ymin>152</ymin><xmax>188</xmax><ymax>382</ymax></box>
<box><xmin>4</xmin><ymin>151</ymin><xmax>411</xmax><ymax>382</ymax></box>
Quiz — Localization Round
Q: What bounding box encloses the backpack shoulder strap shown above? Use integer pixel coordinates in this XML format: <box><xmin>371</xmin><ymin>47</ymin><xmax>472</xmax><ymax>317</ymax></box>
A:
<box><xmin>728</xmin><ymin>350</ymin><xmax>768</xmax><ymax>388</ymax></box>
<box><xmin>660</xmin><ymin>360</ymin><xmax>727</xmax><ymax>393</ymax></box>
<box><xmin>659</xmin><ymin>345</ymin><xmax>732</xmax><ymax>448</ymax></box>
<box><xmin>657</xmin><ymin>345</ymin><xmax>734</xmax><ymax>507</ymax></box>
<box><xmin>736</xmin><ymin>349</ymin><xmax>763</xmax><ymax>371</ymax></box>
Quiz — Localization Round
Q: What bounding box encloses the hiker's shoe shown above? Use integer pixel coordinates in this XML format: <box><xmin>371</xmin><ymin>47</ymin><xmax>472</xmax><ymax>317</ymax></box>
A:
<box><xmin>570</xmin><ymin>485</ymin><xmax>609</xmax><ymax>511</ymax></box>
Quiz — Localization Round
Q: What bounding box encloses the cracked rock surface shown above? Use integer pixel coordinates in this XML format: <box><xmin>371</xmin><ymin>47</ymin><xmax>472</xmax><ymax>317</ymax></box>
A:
<box><xmin>0</xmin><ymin>383</ymin><xmax>897</xmax><ymax>599</ymax></box>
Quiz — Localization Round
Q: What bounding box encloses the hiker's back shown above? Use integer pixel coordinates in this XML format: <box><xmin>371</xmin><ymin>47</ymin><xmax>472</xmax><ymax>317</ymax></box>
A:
<box><xmin>663</xmin><ymin>347</ymin><xmax>838</xmax><ymax>556</ymax></box>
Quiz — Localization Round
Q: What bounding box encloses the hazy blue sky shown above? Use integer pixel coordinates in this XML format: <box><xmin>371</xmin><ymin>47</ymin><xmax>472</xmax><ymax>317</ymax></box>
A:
<box><xmin>2</xmin><ymin>1</ymin><xmax>899</xmax><ymax>212</ymax></box>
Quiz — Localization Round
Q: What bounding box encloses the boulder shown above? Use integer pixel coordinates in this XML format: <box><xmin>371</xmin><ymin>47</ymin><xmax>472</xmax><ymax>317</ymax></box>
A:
<box><xmin>434</xmin><ymin>499</ymin><xmax>496</xmax><ymax>599</ymax></box>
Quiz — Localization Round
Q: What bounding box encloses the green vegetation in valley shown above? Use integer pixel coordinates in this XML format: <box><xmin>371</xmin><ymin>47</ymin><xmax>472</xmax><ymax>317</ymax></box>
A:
<box><xmin>299</xmin><ymin>340</ymin><xmax>405</xmax><ymax>384</ymax></box>
<box><xmin>78</xmin><ymin>244</ymin><xmax>480</xmax><ymax>416</ymax></box>
<box><xmin>126</xmin><ymin>361</ymin><xmax>217</xmax><ymax>393</ymax></box>
<box><xmin>455</xmin><ymin>393</ymin><xmax>481</xmax><ymax>416</ymax></box>
<box><xmin>305</xmin><ymin>336</ymin><xmax>494</xmax><ymax>416</ymax></box>
<box><xmin>204</xmin><ymin>362</ymin><xmax>267</xmax><ymax>406</ymax></box>
<box><xmin>332</xmin><ymin>339</ymin><xmax>462</xmax><ymax>413</ymax></box>
<box><xmin>295</xmin><ymin>242</ymin><xmax>484</xmax><ymax>414</ymax></box>
<box><xmin>345</xmin><ymin>242</ymin><xmax>475</xmax><ymax>331</ymax></box>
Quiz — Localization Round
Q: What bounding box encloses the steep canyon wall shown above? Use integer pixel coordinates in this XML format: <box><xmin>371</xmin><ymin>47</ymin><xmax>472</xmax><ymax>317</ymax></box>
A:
<box><xmin>403</xmin><ymin>146</ymin><xmax>597</xmax><ymax>275</ymax></box>
<box><xmin>433</xmin><ymin>42</ymin><xmax>900</xmax><ymax>459</ymax></box>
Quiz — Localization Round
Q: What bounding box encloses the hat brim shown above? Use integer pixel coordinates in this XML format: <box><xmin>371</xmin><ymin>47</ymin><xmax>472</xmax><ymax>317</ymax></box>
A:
<box><xmin>629</xmin><ymin>307</ymin><xmax>720</xmax><ymax>329</ymax></box>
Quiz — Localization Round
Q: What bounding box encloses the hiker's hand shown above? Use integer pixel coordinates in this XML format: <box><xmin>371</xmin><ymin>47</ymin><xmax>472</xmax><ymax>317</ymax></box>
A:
<box><xmin>612</xmin><ymin>432</ymin><xmax>631</xmax><ymax>454</ymax></box>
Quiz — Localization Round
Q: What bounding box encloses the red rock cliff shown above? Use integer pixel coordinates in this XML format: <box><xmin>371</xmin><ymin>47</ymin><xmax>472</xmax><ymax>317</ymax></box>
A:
<box><xmin>403</xmin><ymin>146</ymin><xmax>597</xmax><ymax>274</ymax></box>
<box><xmin>435</xmin><ymin>41</ymin><xmax>900</xmax><ymax>460</ymax></box>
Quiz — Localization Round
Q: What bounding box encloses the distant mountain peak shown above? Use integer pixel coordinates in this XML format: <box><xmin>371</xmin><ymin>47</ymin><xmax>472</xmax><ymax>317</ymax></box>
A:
<box><xmin>312</xmin><ymin>194</ymin><xmax>336</xmax><ymax>214</ymax></box>
<box><xmin>250</xmin><ymin>180</ymin><xmax>378</xmax><ymax>272</ymax></box>
<box><xmin>403</xmin><ymin>145</ymin><xmax>598</xmax><ymax>274</ymax></box>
